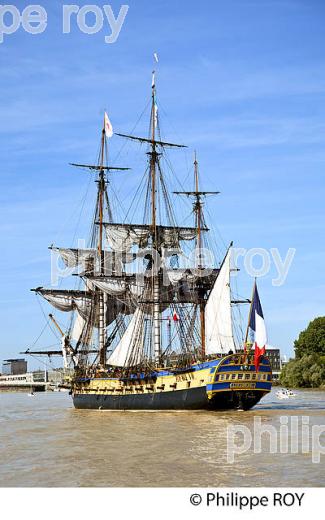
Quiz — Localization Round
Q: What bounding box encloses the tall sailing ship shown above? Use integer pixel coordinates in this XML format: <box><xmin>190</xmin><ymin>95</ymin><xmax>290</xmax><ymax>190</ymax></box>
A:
<box><xmin>26</xmin><ymin>70</ymin><xmax>272</xmax><ymax>410</ymax></box>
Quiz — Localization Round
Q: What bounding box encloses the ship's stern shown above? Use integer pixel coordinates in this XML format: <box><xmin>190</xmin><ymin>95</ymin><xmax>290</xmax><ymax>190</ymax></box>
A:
<box><xmin>206</xmin><ymin>354</ymin><xmax>272</xmax><ymax>410</ymax></box>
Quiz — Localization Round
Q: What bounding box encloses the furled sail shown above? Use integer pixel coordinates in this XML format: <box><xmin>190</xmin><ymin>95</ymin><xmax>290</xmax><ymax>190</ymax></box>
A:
<box><xmin>104</xmin><ymin>226</ymin><xmax>149</xmax><ymax>252</ymax></box>
<box><xmin>107</xmin><ymin>308</ymin><xmax>144</xmax><ymax>366</ymax></box>
<box><xmin>103</xmin><ymin>223</ymin><xmax>202</xmax><ymax>252</ymax></box>
<box><xmin>34</xmin><ymin>288</ymin><xmax>135</xmax><ymax>327</ymax></box>
<box><xmin>50</xmin><ymin>247</ymin><xmax>135</xmax><ymax>270</ymax></box>
<box><xmin>88</xmin><ymin>268</ymin><xmax>219</xmax><ymax>304</ymax></box>
<box><xmin>205</xmin><ymin>248</ymin><xmax>235</xmax><ymax>354</ymax></box>
<box><xmin>90</xmin><ymin>277</ymin><xmax>143</xmax><ymax>297</ymax></box>
<box><xmin>166</xmin><ymin>268</ymin><xmax>217</xmax><ymax>285</ymax></box>
<box><xmin>35</xmin><ymin>288</ymin><xmax>92</xmax><ymax>315</ymax></box>
<box><xmin>50</xmin><ymin>248</ymin><xmax>97</xmax><ymax>268</ymax></box>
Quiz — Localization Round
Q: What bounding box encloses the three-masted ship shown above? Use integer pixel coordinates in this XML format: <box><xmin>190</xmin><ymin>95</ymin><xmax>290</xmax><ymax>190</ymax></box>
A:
<box><xmin>28</xmin><ymin>71</ymin><xmax>272</xmax><ymax>410</ymax></box>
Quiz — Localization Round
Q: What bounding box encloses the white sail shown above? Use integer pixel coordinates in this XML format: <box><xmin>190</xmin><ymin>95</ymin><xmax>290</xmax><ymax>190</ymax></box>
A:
<box><xmin>38</xmin><ymin>290</ymin><xmax>92</xmax><ymax>314</ymax></box>
<box><xmin>90</xmin><ymin>278</ymin><xmax>143</xmax><ymax>297</ymax></box>
<box><xmin>91</xmin><ymin>269</ymin><xmax>217</xmax><ymax>294</ymax></box>
<box><xmin>205</xmin><ymin>248</ymin><xmax>235</xmax><ymax>354</ymax></box>
<box><xmin>107</xmin><ymin>308</ymin><xmax>144</xmax><ymax>366</ymax></box>
<box><xmin>35</xmin><ymin>288</ymin><xmax>135</xmax><ymax>327</ymax></box>
<box><xmin>51</xmin><ymin>247</ymin><xmax>97</xmax><ymax>268</ymax></box>
<box><xmin>71</xmin><ymin>314</ymin><xmax>86</xmax><ymax>342</ymax></box>
<box><xmin>104</xmin><ymin>226</ymin><xmax>149</xmax><ymax>252</ymax></box>
<box><xmin>161</xmin><ymin>227</ymin><xmax>197</xmax><ymax>247</ymax></box>
<box><xmin>92</xmin><ymin>278</ymin><xmax>127</xmax><ymax>295</ymax></box>
<box><xmin>51</xmin><ymin>247</ymin><xmax>135</xmax><ymax>270</ymax></box>
<box><xmin>61</xmin><ymin>335</ymin><xmax>69</xmax><ymax>369</ymax></box>
<box><xmin>104</xmin><ymin>224</ymin><xmax>199</xmax><ymax>252</ymax></box>
<box><xmin>166</xmin><ymin>268</ymin><xmax>214</xmax><ymax>285</ymax></box>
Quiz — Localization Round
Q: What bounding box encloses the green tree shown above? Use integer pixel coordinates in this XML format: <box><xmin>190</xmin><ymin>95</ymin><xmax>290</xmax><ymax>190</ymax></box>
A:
<box><xmin>280</xmin><ymin>353</ymin><xmax>325</xmax><ymax>388</ymax></box>
<box><xmin>294</xmin><ymin>317</ymin><xmax>325</xmax><ymax>358</ymax></box>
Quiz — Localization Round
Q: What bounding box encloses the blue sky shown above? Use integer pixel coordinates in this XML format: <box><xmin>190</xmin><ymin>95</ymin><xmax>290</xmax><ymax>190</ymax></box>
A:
<box><xmin>0</xmin><ymin>0</ymin><xmax>324</xmax><ymax>369</ymax></box>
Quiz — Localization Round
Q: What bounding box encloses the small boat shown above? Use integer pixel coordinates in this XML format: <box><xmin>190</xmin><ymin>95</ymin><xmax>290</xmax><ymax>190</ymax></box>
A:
<box><xmin>276</xmin><ymin>388</ymin><xmax>296</xmax><ymax>400</ymax></box>
<box><xmin>276</xmin><ymin>390</ymin><xmax>289</xmax><ymax>400</ymax></box>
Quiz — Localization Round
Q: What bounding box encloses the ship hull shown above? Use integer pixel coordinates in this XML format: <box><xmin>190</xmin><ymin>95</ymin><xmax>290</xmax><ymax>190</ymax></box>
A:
<box><xmin>73</xmin><ymin>388</ymin><xmax>266</xmax><ymax>411</ymax></box>
<box><xmin>72</xmin><ymin>355</ymin><xmax>272</xmax><ymax>411</ymax></box>
<box><xmin>73</xmin><ymin>386</ymin><xmax>208</xmax><ymax>410</ymax></box>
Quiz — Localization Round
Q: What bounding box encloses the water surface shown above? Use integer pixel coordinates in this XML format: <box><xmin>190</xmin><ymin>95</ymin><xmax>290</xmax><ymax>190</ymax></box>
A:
<box><xmin>0</xmin><ymin>389</ymin><xmax>324</xmax><ymax>486</ymax></box>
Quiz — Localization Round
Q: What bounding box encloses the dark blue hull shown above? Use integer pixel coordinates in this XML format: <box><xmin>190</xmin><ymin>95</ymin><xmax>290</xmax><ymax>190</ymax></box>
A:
<box><xmin>73</xmin><ymin>387</ymin><xmax>266</xmax><ymax>411</ymax></box>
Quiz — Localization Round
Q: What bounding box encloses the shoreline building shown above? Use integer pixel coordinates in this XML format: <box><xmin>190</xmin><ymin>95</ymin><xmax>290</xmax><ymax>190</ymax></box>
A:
<box><xmin>1</xmin><ymin>359</ymin><xmax>27</xmax><ymax>376</ymax></box>
<box><xmin>266</xmin><ymin>348</ymin><xmax>281</xmax><ymax>381</ymax></box>
<box><xmin>0</xmin><ymin>358</ymin><xmax>68</xmax><ymax>391</ymax></box>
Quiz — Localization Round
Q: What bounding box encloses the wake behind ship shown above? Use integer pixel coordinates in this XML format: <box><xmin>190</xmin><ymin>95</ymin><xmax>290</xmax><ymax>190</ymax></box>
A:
<box><xmin>27</xmin><ymin>68</ymin><xmax>272</xmax><ymax>410</ymax></box>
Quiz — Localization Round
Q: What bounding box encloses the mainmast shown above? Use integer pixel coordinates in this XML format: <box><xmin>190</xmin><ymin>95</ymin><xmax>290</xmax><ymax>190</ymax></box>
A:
<box><xmin>150</xmin><ymin>70</ymin><xmax>161</xmax><ymax>364</ymax></box>
<box><xmin>114</xmin><ymin>64</ymin><xmax>187</xmax><ymax>366</ymax></box>
<box><xmin>175</xmin><ymin>155</ymin><xmax>219</xmax><ymax>359</ymax></box>
<box><xmin>150</xmin><ymin>71</ymin><xmax>158</xmax><ymax>234</ymax></box>
<box><xmin>98</xmin><ymin>119</ymin><xmax>106</xmax><ymax>366</ymax></box>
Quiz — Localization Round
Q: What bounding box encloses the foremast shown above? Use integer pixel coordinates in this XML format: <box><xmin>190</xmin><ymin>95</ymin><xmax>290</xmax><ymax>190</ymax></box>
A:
<box><xmin>94</xmin><ymin>115</ymin><xmax>128</xmax><ymax>367</ymax></box>
<box><xmin>30</xmin><ymin>115</ymin><xmax>131</xmax><ymax>370</ymax></box>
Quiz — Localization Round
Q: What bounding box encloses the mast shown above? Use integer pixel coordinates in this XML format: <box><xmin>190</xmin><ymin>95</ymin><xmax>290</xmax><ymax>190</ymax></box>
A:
<box><xmin>150</xmin><ymin>70</ymin><xmax>161</xmax><ymax>364</ymax></box>
<box><xmin>114</xmin><ymin>66</ymin><xmax>187</xmax><ymax>367</ymax></box>
<box><xmin>70</xmin><ymin>142</ymin><xmax>129</xmax><ymax>376</ymax></box>
<box><xmin>30</xmin><ymin>112</ymin><xmax>136</xmax><ymax>371</ymax></box>
<box><xmin>98</xmin><ymin>123</ymin><xmax>105</xmax><ymax>255</ymax></box>
<box><xmin>194</xmin><ymin>154</ymin><xmax>206</xmax><ymax>359</ymax></box>
<box><xmin>174</xmin><ymin>155</ymin><xmax>220</xmax><ymax>360</ymax></box>
<box><xmin>150</xmin><ymin>71</ymin><xmax>157</xmax><ymax>233</ymax></box>
<box><xmin>98</xmin><ymin>118</ymin><xmax>107</xmax><ymax>366</ymax></box>
<box><xmin>194</xmin><ymin>153</ymin><xmax>202</xmax><ymax>260</ymax></box>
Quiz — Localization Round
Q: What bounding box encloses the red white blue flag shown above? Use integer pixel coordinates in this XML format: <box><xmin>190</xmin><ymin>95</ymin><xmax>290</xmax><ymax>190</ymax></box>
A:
<box><xmin>249</xmin><ymin>281</ymin><xmax>267</xmax><ymax>371</ymax></box>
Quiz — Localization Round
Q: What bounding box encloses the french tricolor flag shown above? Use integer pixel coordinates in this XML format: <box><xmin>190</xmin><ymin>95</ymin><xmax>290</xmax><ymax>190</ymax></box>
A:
<box><xmin>249</xmin><ymin>282</ymin><xmax>267</xmax><ymax>371</ymax></box>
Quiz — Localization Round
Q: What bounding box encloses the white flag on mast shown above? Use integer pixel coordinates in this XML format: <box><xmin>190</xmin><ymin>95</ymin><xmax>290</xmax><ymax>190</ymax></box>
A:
<box><xmin>104</xmin><ymin>112</ymin><xmax>113</xmax><ymax>138</ymax></box>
